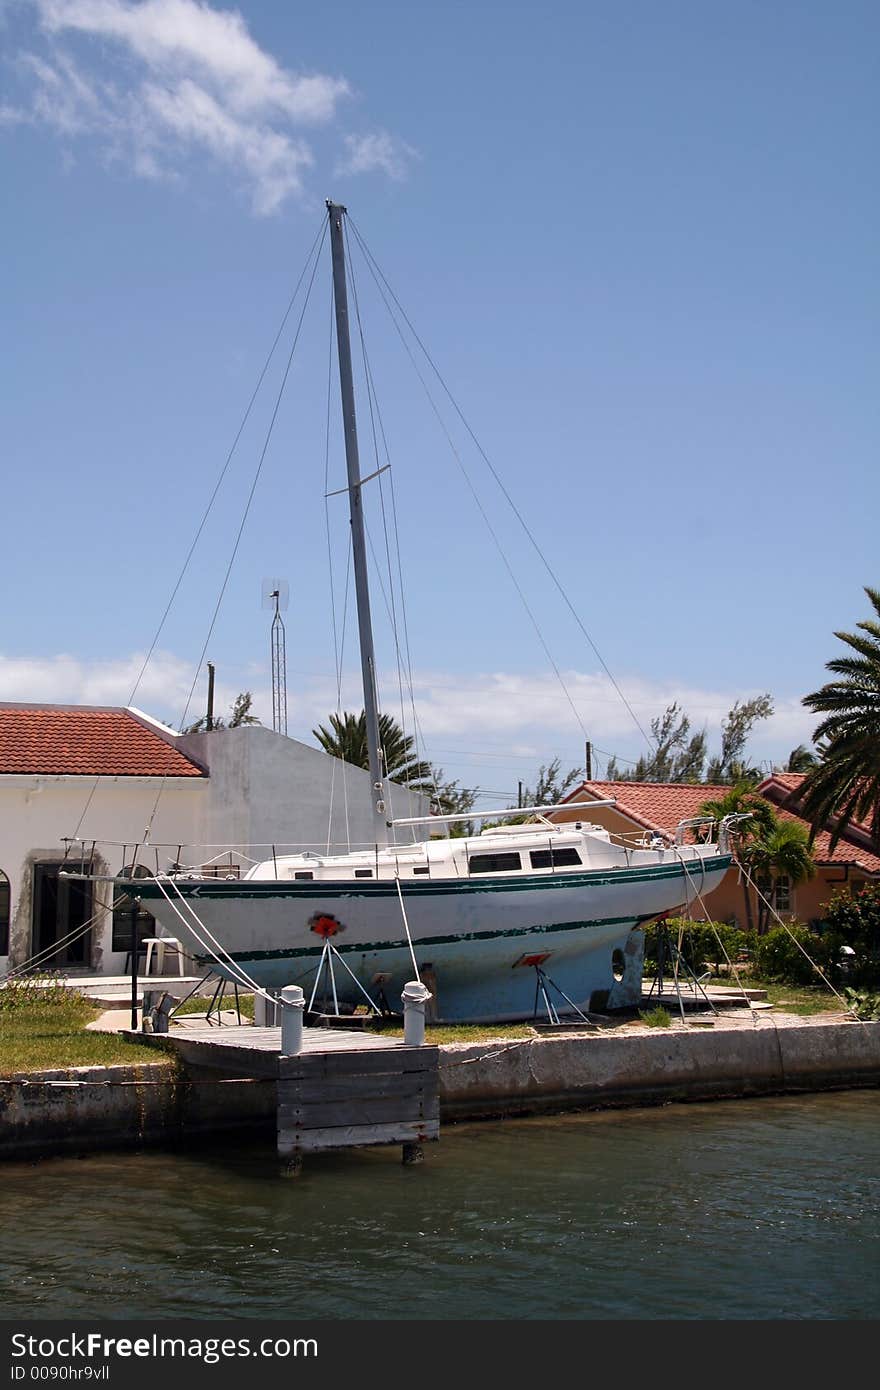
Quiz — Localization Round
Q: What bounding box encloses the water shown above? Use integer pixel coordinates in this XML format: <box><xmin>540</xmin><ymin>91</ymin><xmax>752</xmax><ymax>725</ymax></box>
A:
<box><xmin>1</xmin><ymin>1091</ymin><xmax>878</xmax><ymax>1320</ymax></box>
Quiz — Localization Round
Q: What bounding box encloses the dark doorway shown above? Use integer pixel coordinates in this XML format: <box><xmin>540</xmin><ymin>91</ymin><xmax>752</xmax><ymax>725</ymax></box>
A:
<box><xmin>32</xmin><ymin>863</ymin><xmax>93</xmax><ymax>967</ymax></box>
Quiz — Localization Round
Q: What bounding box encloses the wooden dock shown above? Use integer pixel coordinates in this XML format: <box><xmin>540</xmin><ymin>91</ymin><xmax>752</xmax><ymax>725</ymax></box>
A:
<box><xmin>141</xmin><ymin>1020</ymin><xmax>440</xmax><ymax>1169</ymax></box>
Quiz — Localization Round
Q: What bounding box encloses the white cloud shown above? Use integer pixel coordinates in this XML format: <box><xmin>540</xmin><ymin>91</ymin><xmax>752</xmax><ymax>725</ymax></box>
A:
<box><xmin>336</xmin><ymin>129</ymin><xmax>416</xmax><ymax>181</ymax></box>
<box><xmin>5</xmin><ymin>0</ymin><xmax>356</xmax><ymax>212</ymax></box>
<box><xmin>0</xmin><ymin>653</ymin><xmax>819</xmax><ymax>784</ymax></box>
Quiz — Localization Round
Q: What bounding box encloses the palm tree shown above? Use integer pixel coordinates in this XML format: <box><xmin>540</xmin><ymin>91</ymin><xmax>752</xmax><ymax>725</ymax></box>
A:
<box><xmin>313</xmin><ymin>711</ymin><xmax>433</xmax><ymax>787</ymax></box>
<box><xmin>699</xmin><ymin>782</ymin><xmax>777</xmax><ymax>932</ymax></box>
<box><xmin>784</xmin><ymin>745</ymin><xmax>817</xmax><ymax>773</ymax></box>
<box><xmin>741</xmin><ymin>819</ymin><xmax>816</xmax><ymax>933</ymax></box>
<box><xmin>799</xmin><ymin>586</ymin><xmax>880</xmax><ymax>851</ymax></box>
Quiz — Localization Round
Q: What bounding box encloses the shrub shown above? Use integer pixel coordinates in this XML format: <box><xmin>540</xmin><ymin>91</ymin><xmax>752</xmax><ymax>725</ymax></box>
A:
<box><xmin>753</xmin><ymin>925</ymin><xmax>839</xmax><ymax>986</ymax></box>
<box><xmin>843</xmin><ymin>988</ymin><xmax>880</xmax><ymax>1021</ymax></box>
<box><xmin>643</xmin><ymin>919</ymin><xmax>756</xmax><ymax>976</ymax></box>
<box><xmin>819</xmin><ymin>885</ymin><xmax>880</xmax><ymax>988</ymax></box>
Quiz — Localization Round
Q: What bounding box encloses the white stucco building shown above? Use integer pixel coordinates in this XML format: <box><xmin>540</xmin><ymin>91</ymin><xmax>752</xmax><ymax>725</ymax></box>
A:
<box><xmin>0</xmin><ymin>702</ymin><xmax>430</xmax><ymax>977</ymax></box>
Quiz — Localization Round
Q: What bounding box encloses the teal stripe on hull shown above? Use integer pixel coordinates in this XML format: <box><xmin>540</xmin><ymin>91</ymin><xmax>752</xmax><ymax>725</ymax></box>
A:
<box><xmin>201</xmin><ymin>911</ymin><xmax>644</xmax><ymax>965</ymax></box>
<box><xmin>136</xmin><ymin>854</ymin><xmax>732</xmax><ymax>905</ymax></box>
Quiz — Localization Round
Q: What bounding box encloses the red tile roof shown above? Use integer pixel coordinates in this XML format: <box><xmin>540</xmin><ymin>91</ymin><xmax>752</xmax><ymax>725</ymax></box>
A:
<box><xmin>556</xmin><ymin>780</ymin><xmax>731</xmax><ymax>837</ymax></box>
<box><xmin>771</xmin><ymin>806</ymin><xmax>880</xmax><ymax>874</ymax></box>
<box><xmin>557</xmin><ymin>778</ymin><xmax>880</xmax><ymax>876</ymax></box>
<box><xmin>0</xmin><ymin>705</ymin><xmax>204</xmax><ymax>778</ymax></box>
<box><xmin>759</xmin><ymin>772</ymin><xmax>878</xmax><ymax>849</ymax></box>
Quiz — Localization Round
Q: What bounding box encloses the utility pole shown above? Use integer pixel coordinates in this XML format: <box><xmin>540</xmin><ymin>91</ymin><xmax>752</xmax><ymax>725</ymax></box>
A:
<box><xmin>585</xmin><ymin>741</ymin><xmax>593</xmax><ymax>780</ymax></box>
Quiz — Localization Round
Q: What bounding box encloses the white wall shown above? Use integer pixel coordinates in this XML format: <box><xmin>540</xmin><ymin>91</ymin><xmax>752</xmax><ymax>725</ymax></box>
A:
<box><xmin>1</xmin><ymin>725</ymin><xmax>432</xmax><ymax>976</ymax></box>
<box><xmin>177</xmin><ymin>726</ymin><xmax>432</xmax><ymax>861</ymax></box>
<box><xmin>0</xmin><ymin>776</ymin><xmax>204</xmax><ymax>974</ymax></box>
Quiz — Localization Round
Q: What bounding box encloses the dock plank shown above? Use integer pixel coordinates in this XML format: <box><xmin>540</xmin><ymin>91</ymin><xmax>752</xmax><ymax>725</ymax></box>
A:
<box><xmin>279</xmin><ymin>1095</ymin><xmax>438</xmax><ymax>1128</ymax></box>
<box><xmin>278</xmin><ymin>1119</ymin><xmax>439</xmax><ymax>1154</ymax></box>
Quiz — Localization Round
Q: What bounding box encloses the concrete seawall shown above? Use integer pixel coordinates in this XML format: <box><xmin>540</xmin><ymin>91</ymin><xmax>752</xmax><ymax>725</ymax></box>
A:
<box><xmin>0</xmin><ymin>1063</ymin><xmax>275</xmax><ymax>1161</ymax></box>
<box><xmin>438</xmin><ymin>1015</ymin><xmax>880</xmax><ymax>1120</ymax></box>
<box><xmin>1</xmin><ymin>1014</ymin><xmax>878</xmax><ymax>1160</ymax></box>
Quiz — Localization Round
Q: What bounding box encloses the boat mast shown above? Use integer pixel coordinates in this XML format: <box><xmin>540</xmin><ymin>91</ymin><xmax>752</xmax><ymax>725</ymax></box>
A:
<box><xmin>326</xmin><ymin>200</ymin><xmax>389</xmax><ymax>846</ymax></box>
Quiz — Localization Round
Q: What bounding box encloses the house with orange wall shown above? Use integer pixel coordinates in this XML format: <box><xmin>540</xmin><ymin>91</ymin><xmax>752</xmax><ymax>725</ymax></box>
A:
<box><xmin>550</xmin><ymin>775</ymin><xmax>880</xmax><ymax>929</ymax></box>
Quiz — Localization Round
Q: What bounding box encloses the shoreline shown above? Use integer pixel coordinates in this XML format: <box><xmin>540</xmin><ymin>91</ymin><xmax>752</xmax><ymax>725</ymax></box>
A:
<box><xmin>1</xmin><ymin>1010</ymin><xmax>878</xmax><ymax>1162</ymax></box>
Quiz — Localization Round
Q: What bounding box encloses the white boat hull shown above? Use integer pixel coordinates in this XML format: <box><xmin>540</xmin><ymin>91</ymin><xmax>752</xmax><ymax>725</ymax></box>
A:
<box><xmin>134</xmin><ymin>852</ymin><xmax>732</xmax><ymax>1021</ymax></box>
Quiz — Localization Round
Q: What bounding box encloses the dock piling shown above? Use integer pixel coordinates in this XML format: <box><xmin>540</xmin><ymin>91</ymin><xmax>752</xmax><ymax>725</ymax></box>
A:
<box><xmin>280</xmin><ymin>985</ymin><xmax>305</xmax><ymax>1056</ymax></box>
<box><xmin>402</xmin><ymin>980</ymin><xmax>432</xmax><ymax>1047</ymax></box>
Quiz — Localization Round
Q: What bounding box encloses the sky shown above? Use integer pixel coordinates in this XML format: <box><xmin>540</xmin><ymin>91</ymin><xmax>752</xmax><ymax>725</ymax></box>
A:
<box><xmin>2</xmin><ymin>0</ymin><xmax>877</xmax><ymax>804</ymax></box>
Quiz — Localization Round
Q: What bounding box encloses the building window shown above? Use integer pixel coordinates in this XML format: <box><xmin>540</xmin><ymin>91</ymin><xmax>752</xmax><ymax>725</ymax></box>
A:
<box><xmin>0</xmin><ymin>871</ymin><xmax>9</xmax><ymax>955</ymax></box>
<box><xmin>773</xmin><ymin>875</ymin><xmax>792</xmax><ymax>914</ymax></box>
<box><xmin>32</xmin><ymin>863</ymin><xmax>94</xmax><ymax>967</ymax></box>
<box><xmin>468</xmin><ymin>852</ymin><xmax>522</xmax><ymax>874</ymax></box>
<box><xmin>112</xmin><ymin>865</ymin><xmax>156</xmax><ymax>953</ymax></box>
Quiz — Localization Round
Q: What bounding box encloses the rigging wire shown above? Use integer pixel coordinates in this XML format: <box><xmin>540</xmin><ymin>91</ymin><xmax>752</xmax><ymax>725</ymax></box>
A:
<box><xmin>141</xmin><ymin>220</ymin><xmax>329</xmax><ymax>846</ymax></box>
<box><xmin>344</xmin><ymin>225</ymin><xmax>592</xmax><ymax>754</ymax></box>
<box><xmin>69</xmin><ymin>214</ymin><xmax>329</xmax><ymax>846</ymax></box>
<box><xmin>343</xmin><ymin>225</ymin><xmax>421</xmax><ymax>820</ymax></box>
<box><xmin>346</xmin><ymin>215</ymin><xmax>656</xmax><ymax>754</ymax></box>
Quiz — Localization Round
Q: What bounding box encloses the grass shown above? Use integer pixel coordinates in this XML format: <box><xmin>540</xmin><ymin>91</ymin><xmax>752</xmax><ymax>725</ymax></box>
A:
<box><xmin>639</xmin><ymin>1006</ymin><xmax>672</xmax><ymax>1028</ymax></box>
<box><xmin>367</xmin><ymin>1022</ymin><xmax>535</xmax><ymax>1044</ymax></box>
<box><xmin>172</xmin><ymin>991</ymin><xmax>255</xmax><ymax>1020</ymax></box>
<box><xmin>757</xmin><ymin>983</ymin><xmax>847</xmax><ymax>1016</ymax></box>
<box><xmin>0</xmin><ymin>980</ymin><xmax>172</xmax><ymax>1075</ymax></box>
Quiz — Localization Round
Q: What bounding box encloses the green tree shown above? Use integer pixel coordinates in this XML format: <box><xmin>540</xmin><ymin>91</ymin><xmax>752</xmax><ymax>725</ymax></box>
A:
<box><xmin>312</xmin><ymin>712</ymin><xmax>476</xmax><ymax>824</ymax></box>
<box><xmin>742</xmin><ymin>819</ymin><xmax>816</xmax><ymax>934</ymax></box>
<box><xmin>799</xmin><ymin>586</ymin><xmax>880</xmax><ymax>852</ymax></box>
<box><xmin>699</xmin><ymin>782</ymin><xmax>777</xmax><ymax>932</ymax></box>
<box><xmin>605</xmin><ymin>703</ymin><xmax>707</xmax><ymax>783</ymax></box>
<box><xmin>313</xmin><ymin>711</ymin><xmax>432</xmax><ymax>785</ymax></box>
<box><xmin>181</xmin><ymin>690</ymin><xmax>261</xmax><ymax>734</ymax></box>
<box><xmin>782</xmin><ymin>744</ymin><xmax>818</xmax><ymax>773</ymax></box>
<box><xmin>604</xmin><ymin>695</ymin><xmax>773</xmax><ymax>785</ymax></box>
<box><xmin>519</xmin><ymin>758</ymin><xmax>583</xmax><ymax>806</ymax></box>
<box><xmin>704</xmin><ymin>694</ymin><xmax>774</xmax><ymax>784</ymax></box>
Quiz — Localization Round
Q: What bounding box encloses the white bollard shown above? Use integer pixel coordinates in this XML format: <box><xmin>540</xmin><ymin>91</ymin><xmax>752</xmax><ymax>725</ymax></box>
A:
<box><xmin>280</xmin><ymin>985</ymin><xmax>305</xmax><ymax>1056</ymax></box>
<box><xmin>401</xmin><ymin>980</ymin><xmax>432</xmax><ymax>1046</ymax></box>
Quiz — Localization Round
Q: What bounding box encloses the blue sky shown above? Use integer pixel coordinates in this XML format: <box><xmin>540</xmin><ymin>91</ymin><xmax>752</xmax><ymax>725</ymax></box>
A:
<box><xmin>2</xmin><ymin>0</ymin><xmax>877</xmax><ymax>801</ymax></box>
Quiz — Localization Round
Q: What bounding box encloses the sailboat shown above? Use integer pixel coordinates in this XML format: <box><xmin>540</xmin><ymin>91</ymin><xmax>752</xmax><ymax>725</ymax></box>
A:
<box><xmin>122</xmin><ymin>202</ymin><xmax>734</xmax><ymax>1021</ymax></box>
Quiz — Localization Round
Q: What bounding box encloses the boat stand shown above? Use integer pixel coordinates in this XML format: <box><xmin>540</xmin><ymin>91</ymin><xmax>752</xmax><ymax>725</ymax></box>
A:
<box><xmin>531</xmin><ymin>966</ymin><xmax>592</xmax><ymax>1026</ymax></box>
<box><xmin>307</xmin><ymin>938</ymin><xmax>381</xmax><ymax>1018</ymax></box>
<box><xmin>645</xmin><ymin>920</ymin><xmax>718</xmax><ymax>1022</ymax></box>
<box><xmin>166</xmin><ymin>972</ymin><xmax>242</xmax><ymax>1026</ymax></box>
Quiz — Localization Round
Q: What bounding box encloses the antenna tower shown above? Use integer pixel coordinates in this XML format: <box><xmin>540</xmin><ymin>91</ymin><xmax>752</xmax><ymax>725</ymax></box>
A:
<box><xmin>262</xmin><ymin>579</ymin><xmax>289</xmax><ymax>735</ymax></box>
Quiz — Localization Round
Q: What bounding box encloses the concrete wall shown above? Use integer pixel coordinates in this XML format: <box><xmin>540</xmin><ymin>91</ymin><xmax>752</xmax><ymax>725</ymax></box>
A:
<box><xmin>0</xmin><ymin>1063</ymin><xmax>274</xmax><ymax>1160</ymax></box>
<box><xmin>177</xmin><ymin>726</ymin><xmax>431</xmax><ymax>859</ymax></box>
<box><xmin>438</xmin><ymin>1018</ymin><xmax>880</xmax><ymax>1119</ymax></box>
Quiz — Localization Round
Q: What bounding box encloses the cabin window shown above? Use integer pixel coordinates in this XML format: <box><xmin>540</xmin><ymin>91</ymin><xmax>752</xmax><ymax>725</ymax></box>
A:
<box><xmin>112</xmin><ymin>864</ymin><xmax>156</xmax><ymax>953</ymax></box>
<box><xmin>355</xmin><ymin>869</ymin><xmax>373</xmax><ymax>878</ymax></box>
<box><xmin>293</xmin><ymin>871</ymin><xmax>314</xmax><ymax>881</ymax></box>
<box><xmin>529</xmin><ymin>848</ymin><xmax>582</xmax><ymax>869</ymax></box>
<box><xmin>468</xmin><ymin>852</ymin><xmax>522</xmax><ymax>874</ymax></box>
<box><xmin>413</xmin><ymin>866</ymin><xmax>430</xmax><ymax>876</ymax></box>
<box><xmin>0</xmin><ymin>870</ymin><xmax>9</xmax><ymax>955</ymax></box>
